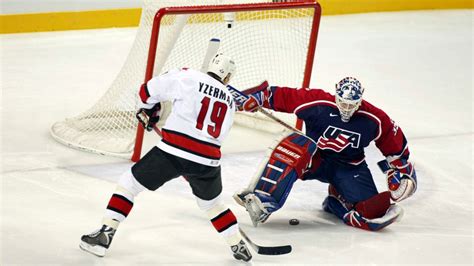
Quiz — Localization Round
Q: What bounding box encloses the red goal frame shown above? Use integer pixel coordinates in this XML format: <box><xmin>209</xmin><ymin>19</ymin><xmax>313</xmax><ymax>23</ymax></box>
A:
<box><xmin>132</xmin><ymin>0</ymin><xmax>322</xmax><ymax>162</ymax></box>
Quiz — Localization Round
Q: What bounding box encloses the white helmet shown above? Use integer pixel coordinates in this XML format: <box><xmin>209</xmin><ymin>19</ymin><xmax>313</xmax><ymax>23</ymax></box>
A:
<box><xmin>335</xmin><ymin>77</ymin><xmax>364</xmax><ymax>122</ymax></box>
<box><xmin>207</xmin><ymin>53</ymin><xmax>236</xmax><ymax>83</ymax></box>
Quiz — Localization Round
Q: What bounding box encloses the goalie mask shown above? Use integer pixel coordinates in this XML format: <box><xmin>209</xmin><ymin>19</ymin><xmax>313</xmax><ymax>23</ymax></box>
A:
<box><xmin>207</xmin><ymin>53</ymin><xmax>236</xmax><ymax>84</ymax></box>
<box><xmin>335</xmin><ymin>77</ymin><xmax>364</xmax><ymax>122</ymax></box>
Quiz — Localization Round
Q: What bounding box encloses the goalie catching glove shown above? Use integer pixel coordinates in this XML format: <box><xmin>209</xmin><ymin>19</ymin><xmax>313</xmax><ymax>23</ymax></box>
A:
<box><xmin>136</xmin><ymin>102</ymin><xmax>161</xmax><ymax>132</ymax></box>
<box><xmin>378</xmin><ymin>158</ymin><xmax>417</xmax><ymax>202</ymax></box>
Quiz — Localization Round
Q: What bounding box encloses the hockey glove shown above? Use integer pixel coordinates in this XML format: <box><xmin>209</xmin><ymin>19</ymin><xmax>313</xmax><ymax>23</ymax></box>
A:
<box><xmin>136</xmin><ymin>103</ymin><xmax>161</xmax><ymax>132</ymax></box>
<box><xmin>378</xmin><ymin>158</ymin><xmax>417</xmax><ymax>202</ymax></box>
<box><xmin>238</xmin><ymin>81</ymin><xmax>270</xmax><ymax>112</ymax></box>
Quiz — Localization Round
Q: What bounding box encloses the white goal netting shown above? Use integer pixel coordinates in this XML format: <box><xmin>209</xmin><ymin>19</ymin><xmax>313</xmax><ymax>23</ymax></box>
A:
<box><xmin>50</xmin><ymin>0</ymin><xmax>320</xmax><ymax>158</ymax></box>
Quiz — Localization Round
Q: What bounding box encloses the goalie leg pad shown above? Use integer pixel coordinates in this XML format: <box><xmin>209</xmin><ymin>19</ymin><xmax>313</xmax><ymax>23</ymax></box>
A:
<box><xmin>253</xmin><ymin>132</ymin><xmax>317</xmax><ymax>211</ymax></box>
<box><xmin>354</xmin><ymin>191</ymin><xmax>391</xmax><ymax>219</ymax></box>
<box><xmin>235</xmin><ymin>132</ymin><xmax>317</xmax><ymax>225</ymax></box>
<box><xmin>343</xmin><ymin>191</ymin><xmax>403</xmax><ymax>231</ymax></box>
<box><xmin>253</xmin><ymin>166</ymin><xmax>298</xmax><ymax>214</ymax></box>
<box><xmin>323</xmin><ymin>186</ymin><xmax>402</xmax><ymax>231</ymax></box>
<box><xmin>343</xmin><ymin>204</ymin><xmax>403</xmax><ymax>231</ymax></box>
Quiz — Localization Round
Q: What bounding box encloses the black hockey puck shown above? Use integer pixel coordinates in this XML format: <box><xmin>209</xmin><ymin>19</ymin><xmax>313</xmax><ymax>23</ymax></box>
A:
<box><xmin>289</xmin><ymin>218</ymin><xmax>299</xmax><ymax>225</ymax></box>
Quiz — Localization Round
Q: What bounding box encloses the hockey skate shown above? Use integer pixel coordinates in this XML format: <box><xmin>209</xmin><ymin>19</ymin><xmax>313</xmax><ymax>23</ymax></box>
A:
<box><xmin>79</xmin><ymin>225</ymin><xmax>116</xmax><ymax>257</ymax></box>
<box><xmin>234</xmin><ymin>191</ymin><xmax>270</xmax><ymax>227</ymax></box>
<box><xmin>233</xmin><ymin>189</ymin><xmax>250</xmax><ymax>207</ymax></box>
<box><xmin>231</xmin><ymin>240</ymin><xmax>252</xmax><ymax>261</ymax></box>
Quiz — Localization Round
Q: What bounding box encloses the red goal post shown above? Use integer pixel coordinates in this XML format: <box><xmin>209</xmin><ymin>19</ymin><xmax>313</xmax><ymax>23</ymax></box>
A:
<box><xmin>132</xmin><ymin>1</ymin><xmax>321</xmax><ymax>161</ymax></box>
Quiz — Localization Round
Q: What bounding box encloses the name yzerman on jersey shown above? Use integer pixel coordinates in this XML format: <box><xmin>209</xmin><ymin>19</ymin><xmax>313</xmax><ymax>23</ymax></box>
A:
<box><xmin>199</xmin><ymin>82</ymin><xmax>234</xmax><ymax>108</ymax></box>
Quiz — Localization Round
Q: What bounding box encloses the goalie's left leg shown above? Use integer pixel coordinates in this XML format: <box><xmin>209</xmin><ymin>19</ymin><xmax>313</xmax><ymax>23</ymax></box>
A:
<box><xmin>323</xmin><ymin>185</ymin><xmax>404</xmax><ymax>231</ymax></box>
<box><xmin>234</xmin><ymin>131</ymin><xmax>317</xmax><ymax>226</ymax></box>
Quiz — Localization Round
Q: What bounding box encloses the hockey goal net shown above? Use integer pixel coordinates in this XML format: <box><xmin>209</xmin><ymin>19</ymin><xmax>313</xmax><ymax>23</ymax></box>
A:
<box><xmin>50</xmin><ymin>0</ymin><xmax>321</xmax><ymax>159</ymax></box>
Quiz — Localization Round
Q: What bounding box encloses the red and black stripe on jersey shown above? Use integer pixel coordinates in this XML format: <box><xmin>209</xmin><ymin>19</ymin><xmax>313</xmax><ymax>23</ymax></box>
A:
<box><xmin>161</xmin><ymin>129</ymin><xmax>221</xmax><ymax>160</ymax></box>
<box><xmin>210</xmin><ymin>209</ymin><xmax>237</xmax><ymax>233</ymax></box>
<box><xmin>106</xmin><ymin>194</ymin><xmax>134</xmax><ymax>217</ymax></box>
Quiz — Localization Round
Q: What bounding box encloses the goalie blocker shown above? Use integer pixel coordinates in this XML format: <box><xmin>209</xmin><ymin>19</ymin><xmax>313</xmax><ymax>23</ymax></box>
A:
<box><xmin>234</xmin><ymin>131</ymin><xmax>317</xmax><ymax>226</ymax></box>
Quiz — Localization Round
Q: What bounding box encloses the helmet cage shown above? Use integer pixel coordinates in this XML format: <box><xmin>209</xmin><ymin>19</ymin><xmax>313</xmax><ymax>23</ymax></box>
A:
<box><xmin>335</xmin><ymin>77</ymin><xmax>364</xmax><ymax>122</ymax></box>
<box><xmin>336</xmin><ymin>97</ymin><xmax>361</xmax><ymax>122</ymax></box>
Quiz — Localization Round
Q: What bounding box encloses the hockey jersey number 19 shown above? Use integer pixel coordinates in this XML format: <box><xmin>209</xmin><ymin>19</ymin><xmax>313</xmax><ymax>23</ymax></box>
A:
<box><xmin>139</xmin><ymin>68</ymin><xmax>235</xmax><ymax>167</ymax></box>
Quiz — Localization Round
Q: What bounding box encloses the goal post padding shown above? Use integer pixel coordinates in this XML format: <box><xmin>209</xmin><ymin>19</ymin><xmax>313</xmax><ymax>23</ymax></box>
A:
<box><xmin>50</xmin><ymin>0</ymin><xmax>321</xmax><ymax>159</ymax></box>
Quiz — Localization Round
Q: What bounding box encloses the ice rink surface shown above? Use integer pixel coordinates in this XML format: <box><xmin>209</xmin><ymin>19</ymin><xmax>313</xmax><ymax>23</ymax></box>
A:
<box><xmin>1</xmin><ymin>9</ymin><xmax>473</xmax><ymax>265</ymax></box>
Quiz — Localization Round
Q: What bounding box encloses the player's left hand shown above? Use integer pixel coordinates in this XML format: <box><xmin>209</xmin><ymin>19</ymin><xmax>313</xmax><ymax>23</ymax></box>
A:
<box><xmin>378</xmin><ymin>158</ymin><xmax>417</xmax><ymax>202</ymax></box>
<box><xmin>136</xmin><ymin>103</ymin><xmax>161</xmax><ymax>131</ymax></box>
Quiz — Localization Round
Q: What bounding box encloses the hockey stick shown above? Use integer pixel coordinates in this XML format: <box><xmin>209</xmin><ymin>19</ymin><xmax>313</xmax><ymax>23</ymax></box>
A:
<box><xmin>136</xmin><ymin>110</ymin><xmax>162</xmax><ymax>137</ymax></box>
<box><xmin>227</xmin><ymin>83</ymin><xmax>301</xmax><ymax>133</ymax></box>
<box><xmin>151</xmin><ymin>125</ymin><xmax>162</xmax><ymax>137</ymax></box>
<box><xmin>256</xmin><ymin>107</ymin><xmax>300</xmax><ymax>133</ymax></box>
<box><xmin>201</xmin><ymin>38</ymin><xmax>221</xmax><ymax>72</ymax></box>
<box><xmin>239</xmin><ymin>228</ymin><xmax>292</xmax><ymax>255</ymax></box>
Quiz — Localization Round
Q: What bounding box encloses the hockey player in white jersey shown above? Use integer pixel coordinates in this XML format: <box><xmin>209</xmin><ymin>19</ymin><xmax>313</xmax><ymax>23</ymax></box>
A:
<box><xmin>79</xmin><ymin>53</ymin><xmax>252</xmax><ymax>262</ymax></box>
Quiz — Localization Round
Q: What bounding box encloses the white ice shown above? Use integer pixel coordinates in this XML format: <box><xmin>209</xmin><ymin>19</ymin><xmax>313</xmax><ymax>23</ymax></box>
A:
<box><xmin>1</xmin><ymin>9</ymin><xmax>473</xmax><ymax>265</ymax></box>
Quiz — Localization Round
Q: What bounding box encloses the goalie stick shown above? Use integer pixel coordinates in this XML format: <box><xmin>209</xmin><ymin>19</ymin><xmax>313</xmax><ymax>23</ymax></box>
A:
<box><xmin>239</xmin><ymin>228</ymin><xmax>292</xmax><ymax>255</ymax></box>
<box><xmin>227</xmin><ymin>83</ymin><xmax>301</xmax><ymax>133</ymax></box>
